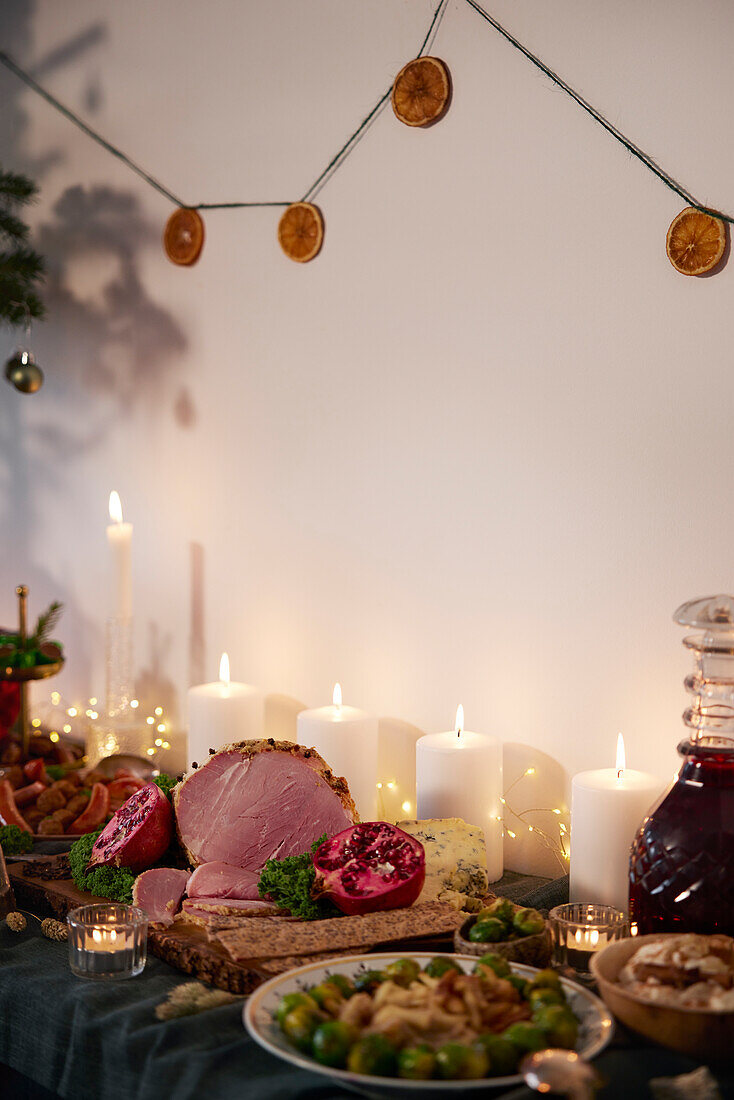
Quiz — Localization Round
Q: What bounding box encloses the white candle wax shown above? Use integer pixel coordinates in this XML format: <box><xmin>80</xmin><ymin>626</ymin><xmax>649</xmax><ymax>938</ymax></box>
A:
<box><xmin>416</xmin><ymin>707</ymin><xmax>503</xmax><ymax>882</ymax></box>
<box><xmin>106</xmin><ymin>491</ymin><xmax>132</xmax><ymax>620</ymax></box>
<box><xmin>187</xmin><ymin>653</ymin><xmax>264</xmax><ymax>767</ymax></box>
<box><xmin>570</xmin><ymin>737</ymin><xmax>662</xmax><ymax>912</ymax></box>
<box><xmin>297</xmin><ymin>685</ymin><xmax>378</xmax><ymax>820</ymax></box>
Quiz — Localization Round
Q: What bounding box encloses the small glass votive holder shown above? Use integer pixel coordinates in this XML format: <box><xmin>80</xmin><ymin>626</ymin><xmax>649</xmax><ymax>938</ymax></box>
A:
<box><xmin>549</xmin><ymin>903</ymin><xmax>629</xmax><ymax>983</ymax></box>
<box><xmin>67</xmin><ymin>904</ymin><xmax>147</xmax><ymax>980</ymax></box>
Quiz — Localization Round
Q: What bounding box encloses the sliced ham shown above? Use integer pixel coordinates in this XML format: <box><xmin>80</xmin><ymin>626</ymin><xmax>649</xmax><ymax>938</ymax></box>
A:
<box><xmin>132</xmin><ymin>867</ymin><xmax>190</xmax><ymax>926</ymax></box>
<box><xmin>174</xmin><ymin>739</ymin><xmax>357</xmax><ymax>869</ymax></box>
<box><xmin>187</xmin><ymin>861</ymin><xmax>261</xmax><ymax>901</ymax></box>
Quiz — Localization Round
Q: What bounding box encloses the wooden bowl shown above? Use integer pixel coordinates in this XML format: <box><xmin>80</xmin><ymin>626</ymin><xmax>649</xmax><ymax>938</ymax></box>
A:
<box><xmin>454</xmin><ymin>914</ymin><xmax>552</xmax><ymax>967</ymax></box>
<box><xmin>590</xmin><ymin>934</ymin><xmax>734</xmax><ymax>1062</ymax></box>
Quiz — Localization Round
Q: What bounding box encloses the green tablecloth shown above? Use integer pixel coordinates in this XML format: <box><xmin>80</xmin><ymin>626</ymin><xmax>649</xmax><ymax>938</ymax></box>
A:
<box><xmin>1</xmin><ymin>876</ymin><xmax>733</xmax><ymax>1099</ymax></box>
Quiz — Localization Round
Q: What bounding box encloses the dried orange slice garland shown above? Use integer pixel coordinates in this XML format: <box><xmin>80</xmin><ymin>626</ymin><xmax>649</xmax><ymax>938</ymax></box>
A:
<box><xmin>392</xmin><ymin>56</ymin><xmax>450</xmax><ymax>127</ymax></box>
<box><xmin>278</xmin><ymin>202</ymin><xmax>324</xmax><ymax>263</ymax></box>
<box><xmin>666</xmin><ymin>207</ymin><xmax>726</xmax><ymax>276</ymax></box>
<box><xmin>164</xmin><ymin>208</ymin><xmax>205</xmax><ymax>266</ymax></box>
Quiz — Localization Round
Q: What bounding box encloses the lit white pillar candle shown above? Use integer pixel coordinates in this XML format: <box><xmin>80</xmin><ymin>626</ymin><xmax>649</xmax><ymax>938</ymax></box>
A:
<box><xmin>416</xmin><ymin>706</ymin><xmax>503</xmax><ymax>882</ymax></box>
<box><xmin>570</xmin><ymin>734</ymin><xmax>663</xmax><ymax>913</ymax></box>
<box><xmin>187</xmin><ymin>653</ymin><xmax>264</xmax><ymax>767</ymax></box>
<box><xmin>106</xmin><ymin>490</ymin><xmax>132</xmax><ymax>619</ymax></box>
<box><xmin>297</xmin><ymin>684</ymin><xmax>378</xmax><ymax>820</ymax></box>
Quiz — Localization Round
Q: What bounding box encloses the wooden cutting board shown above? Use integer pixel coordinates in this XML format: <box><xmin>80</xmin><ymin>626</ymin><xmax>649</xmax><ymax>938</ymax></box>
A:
<box><xmin>7</xmin><ymin>864</ymin><xmax>460</xmax><ymax>994</ymax></box>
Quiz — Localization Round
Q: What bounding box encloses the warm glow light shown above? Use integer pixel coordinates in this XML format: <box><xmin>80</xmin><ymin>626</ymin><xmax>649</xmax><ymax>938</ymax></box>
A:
<box><xmin>401</xmin><ymin>801</ymin><xmax>412</xmax><ymax>813</ymax></box>
<box><xmin>157</xmin><ymin>723</ymin><xmax>166</xmax><ymax>733</ymax></box>
<box><xmin>525</xmin><ymin>767</ymin><xmax>535</xmax><ymax>776</ymax></box>
<box><xmin>67</xmin><ymin>708</ymin><xmax>77</xmax><ymax>717</ymax></box>
<box><xmin>155</xmin><ymin>739</ymin><xmax>162</xmax><ymax>747</ymax></box>
<box><xmin>89</xmin><ymin>697</ymin><xmax>97</xmax><ymax>706</ymax></box>
<box><xmin>31</xmin><ymin>719</ymin><xmax>41</xmax><ymax>728</ymax></box>
<box><xmin>51</xmin><ymin>692</ymin><xmax>60</xmax><ymax>705</ymax></box>
<box><xmin>219</xmin><ymin>652</ymin><xmax>230</xmax><ymax>686</ymax></box>
<box><xmin>109</xmin><ymin>490</ymin><xmax>123</xmax><ymax>525</ymax></box>
<box><xmin>49</xmin><ymin>732</ymin><xmax>59</xmax><ymax>743</ymax></box>
<box><xmin>333</xmin><ymin>683</ymin><xmax>342</xmax><ymax>709</ymax></box>
<box><xmin>130</xmin><ymin>699</ymin><xmax>139</xmax><ymax>709</ymax></box>
<box><xmin>146</xmin><ymin>717</ymin><xmax>154</xmax><ymax>726</ymax></box>
<box><xmin>147</xmin><ymin>748</ymin><xmax>155</xmax><ymax>756</ymax></box>
<box><xmin>63</xmin><ymin>724</ymin><xmax>71</xmax><ymax>734</ymax></box>
<box><xmin>93</xmin><ymin>929</ymin><xmax>102</xmax><ymax>944</ymax></box>
<box><xmin>154</xmin><ymin>706</ymin><xmax>163</xmax><ymax>716</ymax></box>
<box><xmin>507</xmin><ymin>829</ymin><xmax>516</xmax><ymax>839</ymax></box>
<box><xmin>616</xmin><ymin>732</ymin><xmax>626</xmax><ymax>778</ymax></box>
<box><xmin>455</xmin><ymin>704</ymin><xmax>464</xmax><ymax>737</ymax></box>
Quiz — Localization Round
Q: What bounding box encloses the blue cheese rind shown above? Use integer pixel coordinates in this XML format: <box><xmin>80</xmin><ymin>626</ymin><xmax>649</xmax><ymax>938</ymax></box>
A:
<box><xmin>397</xmin><ymin>817</ymin><xmax>489</xmax><ymax>912</ymax></box>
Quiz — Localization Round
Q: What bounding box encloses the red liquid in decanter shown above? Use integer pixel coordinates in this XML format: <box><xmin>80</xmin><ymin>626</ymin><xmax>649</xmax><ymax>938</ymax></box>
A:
<box><xmin>629</xmin><ymin>594</ymin><xmax>734</xmax><ymax>935</ymax></box>
<box><xmin>629</xmin><ymin>742</ymin><xmax>734</xmax><ymax>935</ymax></box>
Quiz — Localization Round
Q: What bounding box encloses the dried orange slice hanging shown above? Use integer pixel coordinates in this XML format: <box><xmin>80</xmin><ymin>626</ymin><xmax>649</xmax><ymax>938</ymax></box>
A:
<box><xmin>666</xmin><ymin>207</ymin><xmax>726</xmax><ymax>276</ymax></box>
<box><xmin>392</xmin><ymin>56</ymin><xmax>450</xmax><ymax>127</ymax></box>
<box><xmin>278</xmin><ymin>202</ymin><xmax>324</xmax><ymax>263</ymax></box>
<box><xmin>164</xmin><ymin>208</ymin><xmax>205</xmax><ymax>266</ymax></box>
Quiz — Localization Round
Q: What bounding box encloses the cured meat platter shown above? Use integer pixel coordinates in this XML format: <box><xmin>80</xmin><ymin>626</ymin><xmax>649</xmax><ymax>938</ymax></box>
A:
<box><xmin>8</xmin><ymin>860</ymin><xmax>464</xmax><ymax>993</ymax></box>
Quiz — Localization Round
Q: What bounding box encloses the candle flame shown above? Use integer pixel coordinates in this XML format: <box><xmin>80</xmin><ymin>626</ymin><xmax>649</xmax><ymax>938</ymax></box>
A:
<box><xmin>219</xmin><ymin>652</ymin><xmax>230</xmax><ymax>686</ymax></box>
<box><xmin>108</xmin><ymin>490</ymin><xmax>123</xmax><ymax>524</ymax></box>
<box><xmin>93</xmin><ymin>928</ymin><xmax>102</xmax><ymax>943</ymax></box>
<box><xmin>616</xmin><ymin>732</ymin><xmax>626</xmax><ymax>778</ymax></box>
<box><xmin>455</xmin><ymin>704</ymin><xmax>464</xmax><ymax>738</ymax></box>
<box><xmin>333</xmin><ymin>682</ymin><xmax>342</xmax><ymax>709</ymax></box>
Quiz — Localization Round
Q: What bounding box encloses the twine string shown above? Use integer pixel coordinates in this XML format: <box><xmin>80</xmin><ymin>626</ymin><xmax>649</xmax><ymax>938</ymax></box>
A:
<box><xmin>1</xmin><ymin>0</ymin><xmax>732</xmax><ymax>225</ymax></box>
<box><xmin>463</xmin><ymin>0</ymin><xmax>732</xmax><ymax>225</ymax></box>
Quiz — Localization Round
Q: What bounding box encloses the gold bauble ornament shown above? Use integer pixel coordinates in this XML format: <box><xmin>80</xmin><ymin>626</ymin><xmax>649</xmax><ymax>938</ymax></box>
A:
<box><xmin>4</xmin><ymin>349</ymin><xmax>44</xmax><ymax>394</ymax></box>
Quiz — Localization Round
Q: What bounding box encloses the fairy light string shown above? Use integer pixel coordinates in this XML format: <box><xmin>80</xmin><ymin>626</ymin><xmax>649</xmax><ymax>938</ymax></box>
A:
<box><xmin>501</xmin><ymin>766</ymin><xmax>570</xmax><ymax>872</ymax></box>
<box><xmin>1</xmin><ymin>0</ymin><xmax>731</xmax><ymax>224</ymax></box>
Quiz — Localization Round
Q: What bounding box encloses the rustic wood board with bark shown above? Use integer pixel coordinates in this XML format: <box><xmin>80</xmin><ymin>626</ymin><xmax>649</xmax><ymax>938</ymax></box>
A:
<box><xmin>7</xmin><ymin>863</ymin><xmax>463</xmax><ymax>994</ymax></box>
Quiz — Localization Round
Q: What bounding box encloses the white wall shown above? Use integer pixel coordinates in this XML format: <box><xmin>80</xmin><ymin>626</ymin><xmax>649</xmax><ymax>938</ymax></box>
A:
<box><xmin>2</xmin><ymin>1</ymin><xmax>733</xmax><ymax>825</ymax></box>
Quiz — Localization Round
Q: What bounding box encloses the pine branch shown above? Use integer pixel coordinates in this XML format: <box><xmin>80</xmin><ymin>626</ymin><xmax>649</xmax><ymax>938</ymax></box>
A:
<box><xmin>0</xmin><ymin>246</ymin><xmax>46</xmax><ymax>281</ymax></box>
<box><xmin>0</xmin><ymin>209</ymin><xmax>29</xmax><ymax>244</ymax></box>
<box><xmin>28</xmin><ymin>601</ymin><xmax>63</xmax><ymax>650</ymax></box>
<box><xmin>0</xmin><ymin>293</ymin><xmax>46</xmax><ymax>325</ymax></box>
<box><xmin>0</xmin><ymin>169</ymin><xmax>38</xmax><ymax>207</ymax></box>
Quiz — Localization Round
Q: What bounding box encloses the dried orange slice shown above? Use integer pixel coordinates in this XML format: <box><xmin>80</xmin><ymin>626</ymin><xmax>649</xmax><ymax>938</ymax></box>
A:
<box><xmin>164</xmin><ymin>208</ymin><xmax>205</xmax><ymax>266</ymax></box>
<box><xmin>666</xmin><ymin>207</ymin><xmax>726</xmax><ymax>276</ymax></box>
<box><xmin>278</xmin><ymin>202</ymin><xmax>324</xmax><ymax>263</ymax></box>
<box><xmin>392</xmin><ymin>56</ymin><xmax>450</xmax><ymax>127</ymax></box>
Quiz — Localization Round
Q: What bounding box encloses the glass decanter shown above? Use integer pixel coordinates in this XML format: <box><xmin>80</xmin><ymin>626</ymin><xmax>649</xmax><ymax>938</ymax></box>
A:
<box><xmin>629</xmin><ymin>595</ymin><xmax>734</xmax><ymax>934</ymax></box>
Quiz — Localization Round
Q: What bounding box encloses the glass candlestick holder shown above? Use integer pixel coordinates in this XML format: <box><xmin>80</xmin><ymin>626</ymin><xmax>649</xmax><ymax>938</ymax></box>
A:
<box><xmin>105</xmin><ymin>616</ymin><xmax>133</xmax><ymax>719</ymax></box>
<box><xmin>67</xmin><ymin>903</ymin><xmax>147</xmax><ymax>980</ymax></box>
<box><xmin>549</xmin><ymin>903</ymin><xmax>629</xmax><ymax>983</ymax></box>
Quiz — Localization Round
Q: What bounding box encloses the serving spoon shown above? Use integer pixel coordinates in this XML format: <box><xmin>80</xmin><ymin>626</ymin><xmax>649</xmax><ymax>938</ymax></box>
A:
<box><xmin>521</xmin><ymin>1050</ymin><xmax>600</xmax><ymax>1099</ymax></box>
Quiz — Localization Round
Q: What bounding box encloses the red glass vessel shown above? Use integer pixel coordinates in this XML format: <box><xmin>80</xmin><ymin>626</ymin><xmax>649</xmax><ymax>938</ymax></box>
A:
<box><xmin>629</xmin><ymin>595</ymin><xmax>734</xmax><ymax>935</ymax></box>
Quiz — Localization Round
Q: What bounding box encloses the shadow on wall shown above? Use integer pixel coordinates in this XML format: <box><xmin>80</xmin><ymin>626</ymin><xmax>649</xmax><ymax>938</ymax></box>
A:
<box><xmin>0</xmin><ymin>2</ymin><xmax>193</xmax><ymax>694</ymax></box>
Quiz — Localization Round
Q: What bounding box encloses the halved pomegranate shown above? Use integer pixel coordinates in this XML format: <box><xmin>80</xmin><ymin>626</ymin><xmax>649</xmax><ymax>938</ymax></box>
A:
<box><xmin>87</xmin><ymin>782</ymin><xmax>172</xmax><ymax>871</ymax></box>
<box><xmin>312</xmin><ymin>822</ymin><xmax>425</xmax><ymax>915</ymax></box>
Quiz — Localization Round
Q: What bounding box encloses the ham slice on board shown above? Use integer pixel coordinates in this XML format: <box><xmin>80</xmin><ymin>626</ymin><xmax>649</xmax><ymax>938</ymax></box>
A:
<box><xmin>132</xmin><ymin>868</ymin><xmax>190</xmax><ymax>926</ymax></box>
<box><xmin>186</xmin><ymin>862</ymin><xmax>261</xmax><ymax>901</ymax></box>
<box><xmin>174</xmin><ymin>740</ymin><xmax>357</xmax><ymax>869</ymax></box>
<box><xmin>181</xmin><ymin>897</ymin><xmax>281</xmax><ymax>925</ymax></box>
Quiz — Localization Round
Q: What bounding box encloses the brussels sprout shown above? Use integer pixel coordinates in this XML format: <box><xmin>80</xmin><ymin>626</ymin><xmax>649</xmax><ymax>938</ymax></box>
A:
<box><xmin>424</xmin><ymin>956</ymin><xmax>463</xmax><ymax>979</ymax></box>
<box><xmin>347</xmin><ymin>1034</ymin><xmax>399</xmax><ymax>1077</ymax></box>
<box><xmin>309</xmin><ymin>980</ymin><xmax>345</xmax><ymax>1014</ymax></box>
<box><xmin>274</xmin><ymin>991</ymin><xmax>317</xmax><ymax>1028</ymax></box>
<box><xmin>478</xmin><ymin>897</ymin><xmax>515</xmax><ymax>925</ymax></box>
<box><xmin>502</xmin><ymin>1021</ymin><xmax>547</xmax><ymax>1054</ymax></box>
<box><xmin>533</xmin><ymin>1004</ymin><xmax>579</xmax><ymax>1049</ymax></box>
<box><xmin>530</xmin><ymin>968</ymin><xmax>563</xmax><ymax>992</ymax></box>
<box><xmin>327</xmin><ymin>973</ymin><xmax>355</xmax><ymax>998</ymax></box>
<box><xmin>529</xmin><ymin>986</ymin><xmax>565</xmax><ymax>1011</ymax></box>
<box><xmin>282</xmin><ymin>1004</ymin><xmax>322</xmax><ymax>1052</ymax></box>
<box><xmin>435</xmin><ymin>1042</ymin><xmax>489</xmax><ymax>1080</ymax></box>
<box><xmin>507</xmin><ymin>973</ymin><xmax>529</xmax><ymax>998</ymax></box>
<box><xmin>383</xmin><ymin>958</ymin><xmax>421</xmax><ymax>987</ymax></box>
<box><xmin>474</xmin><ymin>952</ymin><xmax>511</xmax><ymax>979</ymax></box>
<box><xmin>312</xmin><ymin>1020</ymin><xmax>355</xmax><ymax>1067</ymax></box>
<box><xmin>398</xmin><ymin>1044</ymin><xmax>436</xmax><ymax>1080</ymax></box>
<box><xmin>468</xmin><ymin>918</ymin><xmax>506</xmax><ymax>943</ymax></box>
<box><xmin>476</xmin><ymin>1033</ymin><xmax>521</xmax><ymax>1076</ymax></box>
<box><xmin>512</xmin><ymin>907</ymin><xmax>545</xmax><ymax>937</ymax></box>
<box><xmin>353</xmin><ymin>969</ymin><xmax>387</xmax><ymax>994</ymax></box>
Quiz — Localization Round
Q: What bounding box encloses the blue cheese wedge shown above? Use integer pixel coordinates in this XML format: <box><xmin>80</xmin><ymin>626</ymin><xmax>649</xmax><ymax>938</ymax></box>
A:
<box><xmin>397</xmin><ymin>818</ymin><xmax>489</xmax><ymax>912</ymax></box>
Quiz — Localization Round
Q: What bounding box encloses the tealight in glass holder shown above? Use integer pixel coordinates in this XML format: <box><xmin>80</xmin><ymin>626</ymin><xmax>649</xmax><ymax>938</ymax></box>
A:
<box><xmin>67</xmin><ymin>904</ymin><xmax>147</xmax><ymax>980</ymax></box>
<box><xmin>549</xmin><ymin>903</ymin><xmax>628</xmax><ymax>982</ymax></box>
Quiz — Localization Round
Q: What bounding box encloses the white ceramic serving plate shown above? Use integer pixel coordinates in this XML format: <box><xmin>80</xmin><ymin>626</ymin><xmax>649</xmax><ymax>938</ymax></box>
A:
<box><xmin>244</xmin><ymin>952</ymin><xmax>614</xmax><ymax>1098</ymax></box>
